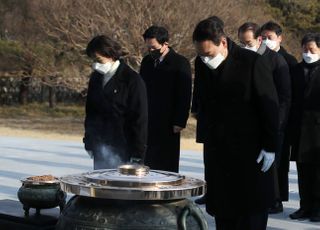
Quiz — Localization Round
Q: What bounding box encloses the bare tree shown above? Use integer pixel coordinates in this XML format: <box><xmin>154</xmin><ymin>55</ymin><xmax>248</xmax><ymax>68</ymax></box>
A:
<box><xmin>35</xmin><ymin>0</ymin><xmax>250</xmax><ymax>66</ymax></box>
<box><xmin>0</xmin><ymin>0</ymin><xmax>281</xmax><ymax>105</ymax></box>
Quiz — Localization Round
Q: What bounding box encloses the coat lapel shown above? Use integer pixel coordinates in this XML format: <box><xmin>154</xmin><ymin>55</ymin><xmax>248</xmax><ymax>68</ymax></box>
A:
<box><xmin>220</xmin><ymin>39</ymin><xmax>242</xmax><ymax>82</ymax></box>
<box><xmin>304</xmin><ymin>65</ymin><xmax>320</xmax><ymax>99</ymax></box>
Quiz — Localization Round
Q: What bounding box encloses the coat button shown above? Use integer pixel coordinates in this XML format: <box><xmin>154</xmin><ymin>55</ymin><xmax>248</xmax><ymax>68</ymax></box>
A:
<box><xmin>114</xmin><ymin>89</ymin><xmax>118</xmax><ymax>93</ymax></box>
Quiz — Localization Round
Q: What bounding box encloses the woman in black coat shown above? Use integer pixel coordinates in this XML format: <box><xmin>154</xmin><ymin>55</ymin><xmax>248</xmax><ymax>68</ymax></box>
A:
<box><xmin>83</xmin><ymin>35</ymin><xmax>148</xmax><ymax>169</ymax></box>
<box><xmin>289</xmin><ymin>33</ymin><xmax>320</xmax><ymax>222</ymax></box>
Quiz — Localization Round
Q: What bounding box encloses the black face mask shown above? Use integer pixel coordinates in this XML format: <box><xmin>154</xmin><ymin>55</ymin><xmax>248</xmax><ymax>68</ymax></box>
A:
<box><xmin>149</xmin><ymin>48</ymin><xmax>162</xmax><ymax>60</ymax></box>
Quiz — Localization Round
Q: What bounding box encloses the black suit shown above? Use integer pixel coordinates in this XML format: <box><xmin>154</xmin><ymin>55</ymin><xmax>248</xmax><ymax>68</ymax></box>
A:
<box><xmin>84</xmin><ymin>60</ymin><xmax>148</xmax><ymax>169</ymax></box>
<box><xmin>140</xmin><ymin>48</ymin><xmax>192</xmax><ymax>172</ymax></box>
<box><xmin>196</xmin><ymin>39</ymin><xmax>279</xmax><ymax>229</ymax></box>
<box><xmin>277</xmin><ymin>46</ymin><xmax>298</xmax><ymax>201</ymax></box>
<box><xmin>191</xmin><ymin>54</ymin><xmax>210</xmax><ymax>188</ymax></box>
<box><xmin>278</xmin><ymin>47</ymin><xmax>298</xmax><ymax>71</ymax></box>
<box><xmin>258</xmin><ymin>45</ymin><xmax>291</xmax><ymax>162</ymax></box>
<box><xmin>258</xmin><ymin>45</ymin><xmax>291</xmax><ymax>204</ymax></box>
<box><xmin>191</xmin><ymin>62</ymin><xmax>207</xmax><ymax>143</ymax></box>
<box><xmin>290</xmin><ymin>60</ymin><xmax>320</xmax><ymax>212</ymax></box>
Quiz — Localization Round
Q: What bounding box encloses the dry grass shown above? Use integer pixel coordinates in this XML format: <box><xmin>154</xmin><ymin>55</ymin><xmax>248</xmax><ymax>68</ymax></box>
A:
<box><xmin>0</xmin><ymin>104</ymin><xmax>202</xmax><ymax>151</ymax></box>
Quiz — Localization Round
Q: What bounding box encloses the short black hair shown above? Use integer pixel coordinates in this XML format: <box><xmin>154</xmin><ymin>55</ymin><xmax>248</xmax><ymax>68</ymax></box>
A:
<box><xmin>192</xmin><ymin>18</ymin><xmax>226</xmax><ymax>45</ymax></box>
<box><xmin>142</xmin><ymin>26</ymin><xmax>169</xmax><ymax>44</ymax></box>
<box><xmin>86</xmin><ymin>35</ymin><xmax>124</xmax><ymax>60</ymax></box>
<box><xmin>260</xmin><ymin>21</ymin><xmax>282</xmax><ymax>36</ymax></box>
<box><xmin>206</xmin><ymin>16</ymin><xmax>224</xmax><ymax>28</ymax></box>
<box><xmin>301</xmin><ymin>32</ymin><xmax>320</xmax><ymax>47</ymax></box>
<box><xmin>238</xmin><ymin>22</ymin><xmax>260</xmax><ymax>39</ymax></box>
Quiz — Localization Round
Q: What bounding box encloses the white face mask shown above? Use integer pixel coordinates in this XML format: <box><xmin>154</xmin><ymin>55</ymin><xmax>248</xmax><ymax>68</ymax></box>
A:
<box><xmin>244</xmin><ymin>45</ymin><xmax>258</xmax><ymax>52</ymax></box>
<box><xmin>262</xmin><ymin>39</ymin><xmax>278</xmax><ymax>50</ymax></box>
<box><xmin>200</xmin><ymin>53</ymin><xmax>225</xmax><ymax>69</ymax></box>
<box><xmin>92</xmin><ymin>62</ymin><xmax>113</xmax><ymax>75</ymax></box>
<box><xmin>302</xmin><ymin>52</ymin><xmax>320</xmax><ymax>64</ymax></box>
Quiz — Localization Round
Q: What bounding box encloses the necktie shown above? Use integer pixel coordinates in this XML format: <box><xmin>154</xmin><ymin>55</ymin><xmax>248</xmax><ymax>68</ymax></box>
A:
<box><xmin>154</xmin><ymin>59</ymin><xmax>160</xmax><ymax>68</ymax></box>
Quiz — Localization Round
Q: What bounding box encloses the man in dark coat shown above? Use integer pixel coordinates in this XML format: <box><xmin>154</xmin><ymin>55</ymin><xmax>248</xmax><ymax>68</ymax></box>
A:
<box><xmin>193</xmin><ymin>18</ymin><xmax>279</xmax><ymax>230</ymax></box>
<box><xmin>260</xmin><ymin>21</ymin><xmax>298</xmax><ymax>210</ymax></box>
<box><xmin>140</xmin><ymin>26</ymin><xmax>192</xmax><ymax>173</ymax></box>
<box><xmin>192</xmin><ymin>15</ymin><xmax>225</xmax><ymax>205</ymax></box>
<box><xmin>83</xmin><ymin>35</ymin><xmax>148</xmax><ymax>169</ymax></box>
<box><xmin>238</xmin><ymin>22</ymin><xmax>291</xmax><ymax>214</ymax></box>
<box><xmin>289</xmin><ymin>33</ymin><xmax>320</xmax><ymax>222</ymax></box>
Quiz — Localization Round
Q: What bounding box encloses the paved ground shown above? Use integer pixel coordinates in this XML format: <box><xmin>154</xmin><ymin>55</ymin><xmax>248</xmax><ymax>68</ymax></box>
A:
<box><xmin>0</xmin><ymin>136</ymin><xmax>319</xmax><ymax>229</ymax></box>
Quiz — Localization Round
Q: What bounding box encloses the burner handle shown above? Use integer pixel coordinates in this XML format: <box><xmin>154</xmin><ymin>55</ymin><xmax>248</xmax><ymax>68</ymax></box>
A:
<box><xmin>178</xmin><ymin>204</ymin><xmax>208</xmax><ymax>230</ymax></box>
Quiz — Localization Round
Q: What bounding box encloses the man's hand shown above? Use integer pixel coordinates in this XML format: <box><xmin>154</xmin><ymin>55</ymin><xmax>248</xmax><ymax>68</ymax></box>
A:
<box><xmin>173</xmin><ymin>125</ymin><xmax>184</xmax><ymax>133</ymax></box>
<box><xmin>256</xmin><ymin>149</ymin><xmax>275</xmax><ymax>172</ymax></box>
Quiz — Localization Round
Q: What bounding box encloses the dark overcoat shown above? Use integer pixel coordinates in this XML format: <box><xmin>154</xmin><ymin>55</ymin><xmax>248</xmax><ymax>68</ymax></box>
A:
<box><xmin>278</xmin><ymin>46</ymin><xmax>297</xmax><ymax>148</ymax></box>
<box><xmin>261</xmin><ymin>47</ymin><xmax>291</xmax><ymax>133</ymax></box>
<box><xmin>278</xmin><ymin>46</ymin><xmax>297</xmax><ymax>147</ymax></box>
<box><xmin>84</xmin><ymin>60</ymin><xmax>148</xmax><ymax>165</ymax></box>
<box><xmin>278</xmin><ymin>47</ymin><xmax>298</xmax><ymax>72</ymax></box>
<box><xmin>140</xmin><ymin>48</ymin><xmax>192</xmax><ymax>172</ymax></box>
<box><xmin>275</xmin><ymin>46</ymin><xmax>297</xmax><ymax>201</ymax></box>
<box><xmin>259</xmin><ymin>46</ymin><xmax>291</xmax><ymax>165</ymax></box>
<box><xmin>290</xmin><ymin>60</ymin><xmax>320</xmax><ymax>163</ymax></box>
<box><xmin>191</xmin><ymin>59</ymin><xmax>208</xmax><ymax>143</ymax></box>
<box><xmin>196</xmin><ymin>39</ymin><xmax>279</xmax><ymax>217</ymax></box>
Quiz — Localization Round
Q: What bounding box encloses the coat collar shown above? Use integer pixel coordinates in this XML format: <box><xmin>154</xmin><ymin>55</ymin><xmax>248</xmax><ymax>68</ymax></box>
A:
<box><xmin>278</xmin><ymin>46</ymin><xmax>289</xmax><ymax>56</ymax></box>
<box><xmin>257</xmin><ymin>43</ymin><xmax>267</xmax><ymax>55</ymax></box>
<box><xmin>107</xmin><ymin>59</ymin><xmax>128</xmax><ymax>82</ymax></box>
<box><xmin>302</xmin><ymin>58</ymin><xmax>320</xmax><ymax>69</ymax></box>
<box><xmin>92</xmin><ymin>59</ymin><xmax>129</xmax><ymax>85</ymax></box>
<box><xmin>158</xmin><ymin>47</ymin><xmax>176</xmax><ymax>64</ymax></box>
<box><xmin>225</xmin><ymin>37</ymin><xmax>241</xmax><ymax>63</ymax></box>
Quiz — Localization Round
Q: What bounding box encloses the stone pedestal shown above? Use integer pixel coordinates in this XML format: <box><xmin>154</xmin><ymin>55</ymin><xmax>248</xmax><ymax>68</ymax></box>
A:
<box><xmin>0</xmin><ymin>199</ymin><xmax>59</xmax><ymax>230</ymax></box>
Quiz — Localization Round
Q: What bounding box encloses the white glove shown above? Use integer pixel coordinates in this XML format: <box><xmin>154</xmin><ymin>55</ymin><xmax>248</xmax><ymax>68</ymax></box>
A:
<box><xmin>86</xmin><ymin>150</ymin><xmax>93</xmax><ymax>159</ymax></box>
<box><xmin>256</xmin><ymin>149</ymin><xmax>275</xmax><ymax>172</ymax></box>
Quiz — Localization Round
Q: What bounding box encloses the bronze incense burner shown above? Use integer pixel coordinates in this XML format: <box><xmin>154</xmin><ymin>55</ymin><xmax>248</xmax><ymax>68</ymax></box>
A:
<box><xmin>17</xmin><ymin>175</ymin><xmax>66</xmax><ymax>216</ymax></box>
<box><xmin>56</xmin><ymin>164</ymin><xmax>207</xmax><ymax>230</ymax></box>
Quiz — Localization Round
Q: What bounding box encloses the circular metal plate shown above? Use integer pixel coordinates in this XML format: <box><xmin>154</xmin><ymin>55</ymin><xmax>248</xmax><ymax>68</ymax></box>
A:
<box><xmin>59</xmin><ymin>169</ymin><xmax>205</xmax><ymax>200</ymax></box>
<box><xmin>84</xmin><ymin>169</ymin><xmax>185</xmax><ymax>187</ymax></box>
